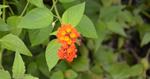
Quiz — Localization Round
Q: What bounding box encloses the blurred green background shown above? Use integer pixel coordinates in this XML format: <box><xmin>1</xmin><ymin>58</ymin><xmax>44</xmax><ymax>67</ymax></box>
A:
<box><xmin>1</xmin><ymin>0</ymin><xmax>150</xmax><ymax>79</ymax></box>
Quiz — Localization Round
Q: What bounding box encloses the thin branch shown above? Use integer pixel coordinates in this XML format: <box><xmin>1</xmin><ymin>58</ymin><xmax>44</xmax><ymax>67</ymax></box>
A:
<box><xmin>0</xmin><ymin>48</ymin><xmax>4</xmax><ymax>69</ymax></box>
<box><xmin>20</xmin><ymin>1</ymin><xmax>29</xmax><ymax>16</ymax></box>
<box><xmin>50</xmin><ymin>0</ymin><xmax>57</xmax><ymax>11</ymax></box>
<box><xmin>142</xmin><ymin>11</ymin><xmax>150</xmax><ymax>19</ymax></box>
<box><xmin>130</xmin><ymin>49</ymin><xmax>140</xmax><ymax>62</ymax></box>
<box><xmin>52</xmin><ymin>0</ymin><xmax>61</xmax><ymax>22</ymax></box>
<box><xmin>146</xmin><ymin>49</ymin><xmax>150</xmax><ymax>59</ymax></box>
<box><xmin>2</xmin><ymin>0</ymin><xmax>6</xmax><ymax>20</ymax></box>
<box><xmin>8</xmin><ymin>5</ymin><xmax>14</xmax><ymax>15</ymax></box>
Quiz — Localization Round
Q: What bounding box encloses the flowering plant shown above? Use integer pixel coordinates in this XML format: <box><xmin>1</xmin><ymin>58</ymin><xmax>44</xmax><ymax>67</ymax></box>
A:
<box><xmin>0</xmin><ymin>0</ymin><xmax>150</xmax><ymax>79</ymax></box>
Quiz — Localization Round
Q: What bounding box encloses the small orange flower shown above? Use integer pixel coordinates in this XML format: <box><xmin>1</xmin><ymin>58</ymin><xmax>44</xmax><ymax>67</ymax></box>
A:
<box><xmin>56</xmin><ymin>24</ymin><xmax>80</xmax><ymax>45</ymax></box>
<box><xmin>58</xmin><ymin>44</ymin><xmax>77</xmax><ymax>62</ymax></box>
<box><xmin>56</xmin><ymin>24</ymin><xmax>80</xmax><ymax>62</ymax></box>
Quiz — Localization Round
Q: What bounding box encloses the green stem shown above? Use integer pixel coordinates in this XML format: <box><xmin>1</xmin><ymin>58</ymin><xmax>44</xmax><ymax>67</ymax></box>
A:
<box><xmin>50</xmin><ymin>0</ymin><xmax>55</xmax><ymax>11</ymax></box>
<box><xmin>142</xmin><ymin>11</ymin><xmax>150</xmax><ymax>19</ymax></box>
<box><xmin>2</xmin><ymin>0</ymin><xmax>6</xmax><ymax>20</ymax></box>
<box><xmin>146</xmin><ymin>49</ymin><xmax>150</xmax><ymax>59</ymax></box>
<box><xmin>5</xmin><ymin>1</ymin><xmax>15</xmax><ymax>16</ymax></box>
<box><xmin>52</xmin><ymin>0</ymin><xmax>61</xmax><ymax>22</ymax></box>
<box><xmin>131</xmin><ymin>49</ymin><xmax>140</xmax><ymax>62</ymax></box>
<box><xmin>8</xmin><ymin>5</ymin><xmax>14</xmax><ymax>15</ymax></box>
<box><xmin>0</xmin><ymin>48</ymin><xmax>4</xmax><ymax>69</ymax></box>
<box><xmin>20</xmin><ymin>1</ymin><xmax>29</xmax><ymax>16</ymax></box>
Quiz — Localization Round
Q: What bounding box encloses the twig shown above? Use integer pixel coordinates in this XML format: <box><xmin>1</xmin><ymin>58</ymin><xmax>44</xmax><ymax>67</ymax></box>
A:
<box><xmin>142</xmin><ymin>11</ymin><xmax>150</xmax><ymax>19</ymax></box>
<box><xmin>0</xmin><ymin>48</ymin><xmax>4</xmax><ymax>69</ymax></box>
<box><xmin>20</xmin><ymin>1</ymin><xmax>29</xmax><ymax>16</ymax></box>
<box><xmin>8</xmin><ymin>5</ymin><xmax>14</xmax><ymax>15</ymax></box>
<box><xmin>52</xmin><ymin>0</ymin><xmax>61</xmax><ymax>22</ymax></box>
<box><xmin>50</xmin><ymin>0</ymin><xmax>57</xmax><ymax>11</ymax></box>
<box><xmin>2</xmin><ymin>0</ymin><xmax>6</xmax><ymax>20</ymax></box>
<box><xmin>146</xmin><ymin>49</ymin><xmax>150</xmax><ymax>59</ymax></box>
<box><xmin>131</xmin><ymin>49</ymin><xmax>140</xmax><ymax>62</ymax></box>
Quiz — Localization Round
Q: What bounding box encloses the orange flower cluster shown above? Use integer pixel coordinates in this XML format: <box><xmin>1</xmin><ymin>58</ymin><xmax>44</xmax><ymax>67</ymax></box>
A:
<box><xmin>57</xmin><ymin>24</ymin><xmax>80</xmax><ymax>62</ymax></box>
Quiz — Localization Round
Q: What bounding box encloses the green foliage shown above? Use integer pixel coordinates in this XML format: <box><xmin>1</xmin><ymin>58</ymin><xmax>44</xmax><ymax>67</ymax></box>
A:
<box><xmin>0</xmin><ymin>70</ymin><xmax>11</xmax><ymax>79</ymax></box>
<box><xmin>12</xmin><ymin>52</ymin><xmax>25</xmax><ymax>79</ymax></box>
<box><xmin>62</xmin><ymin>2</ymin><xmax>85</xmax><ymax>27</ymax></box>
<box><xmin>51</xmin><ymin>71</ymin><xmax>64</xmax><ymax>79</ymax></box>
<box><xmin>7</xmin><ymin>16</ymin><xmax>22</xmax><ymax>35</ymax></box>
<box><xmin>29</xmin><ymin>26</ymin><xmax>52</xmax><ymax>46</ymax></box>
<box><xmin>45</xmin><ymin>40</ymin><xmax>61</xmax><ymax>71</ymax></box>
<box><xmin>0</xmin><ymin>34</ymin><xmax>32</xmax><ymax>56</ymax></box>
<box><xmin>105</xmin><ymin>63</ymin><xmax>143</xmax><ymax>79</ymax></box>
<box><xmin>71</xmin><ymin>57</ymin><xmax>90</xmax><ymax>72</ymax></box>
<box><xmin>0</xmin><ymin>5</ymin><xmax>8</xmax><ymax>16</ymax></box>
<box><xmin>59</xmin><ymin>0</ymin><xmax>75</xmax><ymax>3</ymax></box>
<box><xmin>129</xmin><ymin>64</ymin><xmax>144</xmax><ymax>77</ymax></box>
<box><xmin>76</xmin><ymin>15</ymin><xmax>98</xmax><ymax>38</ymax></box>
<box><xmin>65</xmin><ymin>69</ymin><xmax>78</xmax><ymax>79</ymax></box>
<box><xmin>94</xmin><ymin>47</ymin><xmax>116</xmax><ymax>65</ymax></box>
<box><xmin>0</xmin><ymin>0</ymin><xmax>150</xmax><ymax>79</ymax></box>
<box><xmin>106</xmin><ymin>21</ymin><xmax>127</xmax><ymax>37</ymax></box>
<box><xmin>18</xmin><ymin>8</ymin><xmax>53</xmax><ymax>29</ymax></box>
<box><xmin>24</xmin><ymin>75</ymin><xmax>39</xmax><ymax>79</ymax></box>
<box><xmin>28</xmin><ymin>0</ymin><xmax>45</xmax><ymax>8</ymax></box>
<box><xmin>141</xmin><ymin>32</ymin><xmax>150</xmax><ymax>46</ymax></box>
<box><xmin>0</xmin><ymin>18</ymin><xmax>10</xmax><ymax>31</ymax></box>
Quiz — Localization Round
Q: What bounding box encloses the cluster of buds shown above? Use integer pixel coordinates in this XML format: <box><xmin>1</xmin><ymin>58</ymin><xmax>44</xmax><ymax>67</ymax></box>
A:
<box><xmin>56</xmin><ymin>24</ymin><xmax>80</xmax><ymax>62</ymax></box>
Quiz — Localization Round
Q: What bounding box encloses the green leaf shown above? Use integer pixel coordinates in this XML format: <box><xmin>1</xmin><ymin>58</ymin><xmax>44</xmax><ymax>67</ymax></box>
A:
<box><xmin>129</xmin><ymin>64</ymin><xmax>143</xmax><ymax>77</ymax></box>
<box><xmin>61</xmin><ymin>0</ymin><xmax>81</xmax><ymax>10</ymax></box>
<box><xmin>118</xmin><ymin>11</ymin><xmax>134</xmax><ymax>25</ymax></box>
<box><xmin>94</xmin><ymin>47</ymin><xmax>116</xmax><ymax>65</ymax></box>
<box><xmin>29</xmin><ymin>26</ymin><xmax>52</xmax><ymax>46</ymax></box>
<box><xmin>76</xmin><ymin>15</ymin><xmax>98</xmax><ymax>38</ymax></box>
<box><xmin>106</xmin><ymin>63</ymin><xmax>130</xmax><ymax>79</ymax></box>
<box><xmin>141</xmin><ymin>32</ymin><xmax>150</xmax><ymax>46</ymax></box>
<box><xmin>0</xmin><ymin>34</ymin><xmax>32</xmax><ymax>56</ymax></box>
<box><xmin>138</xmin><ymin>24</ymin><xmax>150</xmax><ymax>35</ymax></box>
<box><xmin>141</xmin><ymin>58</ymin><xmax>149</xmax><ymax>70</ymax></box>
<box><xmin>51</xmin><ymin>71</ymin><xmax>64</xmax><ymax>79</ymax></box>
<box><xmin>59</xmin><ymin>0</ymin><xmax>75</xmax><ymax>3</ymax></box>
<box><xmin>7</xmin><ymin>16</ymin><xmax>22</xmax><ymax>35</ymax></box>
<box><xmin>79</xmin><ymin>44</ymin><xmax>89</xmax><ymax>58</ymax></box>
<box><xmin>106</xmin><ymin>21</ymin><xmax>127</xmax><ymax>37</ymax></box>
<box><xmin>101</xmin><ymin>0</ymin><xmax>113</xmax><ymax>7</ymax></box>
<box><xmin>100</xmin><ymin>5</ymin><xmax>124</xmax><ymax>21</ymax></box>
<box><xmin>12</xmin><ymin>52</ymin><xmax>25</xmax><ymax>79</ymax></box>
<box><xmin>95</xmin><ymin>21</ymin><xmax>108</xmax><ymax>52</ymax></box>
<box><xmin>55</xmin><ymin>61</ymin><xmax>69</xmax><ymax>71</ymax></box>
<box><xmin>71</xmin><ymin>57</ymin><xmax>89</xmax><ymax>72</ymax></box>
<box><xmin>27</xmin><ymin>62</ymin><xmax>39</xmax><ymax>77</ymax></box>
<box><xmin>36</xmin><ymin>53</ymin><xmax>49</xmax><ymax>77</ymax></box>
<box><xmin>62</xmin><ymin>2</ymin><xmax>85</xmax><ymax>27</ymax></box>
<box><xmin>24</xmin><ymin>74</ymin><xmax>39</xmax><ymax>79</ymax></box>
<box><xmin>0</xmin><ymin>18</ymin><xmax>10</xmax><ymax>31</ymax></box>
<box><xmin>50</xmin><ymin>31</ymin><xmax>57</xmax><ymax>35</ymax></box>
<box><xmin>106</xmin><ymin>63</ymin><xmax>144</xmax><ymax>79</ymax></box>
<box><xmin>79</xmin><ymin>72</ymin><xmax>93</xmax><ymax>79</ymax></box>
<box><xmin>65</xmin><ymin>69</ymin><xmax>78</xmax><ymax>79</ymax></box>
<box><xmin>0</xmin><ymin>70</ymin><xmax>11</xmax><ymax>79</ymax></box>
<box><xmin>91</xmin><ymin>65</ymin><xmax>103</xmax><ymax>75</ymax></box>
<box><xmin>18</xmin><ymin>8</ymin><xmax>53</xmax><ymax>29</ymax></box>
<box><xmin>28</xmin><ymin>0</ymin><xmax>45</xmax><ymax>8</ymax></box>
<box><xmin>45</xmin><ymin>40</ymin><xmax>61</xmax><ymax>71</ymax></box>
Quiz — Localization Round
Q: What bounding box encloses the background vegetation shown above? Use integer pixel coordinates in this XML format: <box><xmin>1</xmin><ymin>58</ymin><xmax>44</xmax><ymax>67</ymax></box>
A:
<box><xmin>0</xmin><ymin>0</ymin><xmax>150</xmax><ymax>79</ymax></box>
